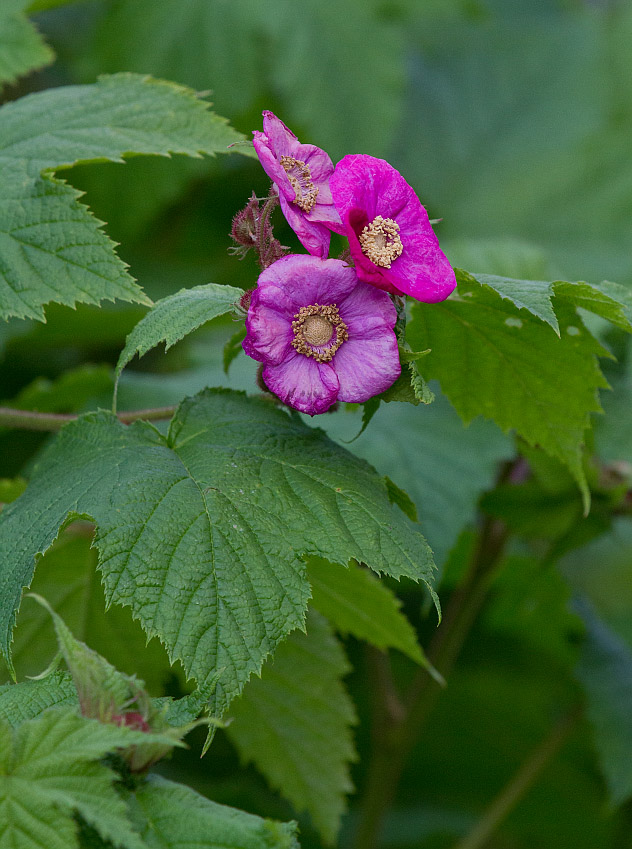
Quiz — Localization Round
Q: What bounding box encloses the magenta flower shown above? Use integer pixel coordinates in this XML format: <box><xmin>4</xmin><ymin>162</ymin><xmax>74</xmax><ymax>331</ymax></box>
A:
<box><xmin>330</xmin><ymin>154</ymin><xmax>456</xmax><ymax>302</ymax></box>
<box><xmin>253</xmin><ymin>112</ymin><xmax>342</xmax><ymax>259</ymax></box>
<box><xmin>243</xmin><ymin>255</ymin><xmax>401</xmax><ymax>415</ymax></box>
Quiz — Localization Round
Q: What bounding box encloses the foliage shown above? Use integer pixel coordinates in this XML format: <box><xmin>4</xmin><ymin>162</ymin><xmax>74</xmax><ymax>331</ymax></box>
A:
<box><xmin>0</xmin><ymin>389</ymin><xmax>436</xmax><ymax>716</ymax></box>
<box><xmin>2</xmin><ymin>3</ymin><xmax>632</xmax><ymax>849</ymax></box>
<box><xmin>227</xmin><ymin>611</ymin><xmax>356</xmax><ymax>844</ymax></box>
<box><xmin>0</xmin><ymin>73</ymin><xmax>246</xmax><ymax>322</ymax></box>
<box><xmin>0</xmin><ymin>0</ymin><xmax>54</xmax><ymax>89</ymax></box>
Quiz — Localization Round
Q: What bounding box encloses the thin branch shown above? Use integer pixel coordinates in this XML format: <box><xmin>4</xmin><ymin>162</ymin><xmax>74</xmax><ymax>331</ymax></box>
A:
<box><xmin>452</xmin><ymin>706</ymin><xmax>581</xmax><ymax>849</ymax></box>
<box><xmin>0</xmin><ymin>405</ymin><xmax>177</xmax><ymax>431</ymax></box>
<box><xmin>353</xmin><ymin>512</ymin><xmax>510</xmax><ymax>849</ymax></box>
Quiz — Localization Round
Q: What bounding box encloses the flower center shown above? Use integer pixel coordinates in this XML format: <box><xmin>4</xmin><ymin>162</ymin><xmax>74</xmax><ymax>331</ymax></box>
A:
<box><xmin>291</xmin><ymin>304</ymin><xmax>348</xmax><ymax>363</ymax></box>
<box><xmin>359</xmin><ymin>215</ymin><xmax>403</xmax><ymax>268</ymax></box>
<box><xmin>280</xmin><ymin>155</ymin><xmax>319</xmax><ymax>213</ymax></box>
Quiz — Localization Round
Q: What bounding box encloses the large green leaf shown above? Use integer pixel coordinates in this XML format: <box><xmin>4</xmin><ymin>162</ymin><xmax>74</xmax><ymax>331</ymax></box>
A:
<box><xmin>0</xmin><ymin>389</ymin><xmax>436</xmax><ymax>716</ymax></box>
<box><xmin>131</xmin><ymin>775</ymin><xmax>299</xmax><ymax>849</ymax></box>
<box><xmin>307</xmin><ymin>557</ymin><xmax>425</xmax><ymax>666</ymax></box>
<box><xmin>114</xmin><ymin>283</ymin><xmax>243</xmax><ymax>405</ymax></box>
<box><xmin>0</xmin><ymin>0</ymin><xmax>53</xmax><ymax>88</ymax></box>
<box><xmin>226</xmin><ymin>611</ymin><xmax>355</xmax><ymax>844</ymax></box>
<box><xmin>407</xmin><ymin>273</ymin><xmax>610</xmax><ymax>506</ymax></box>
<box><xmin>0</xmin><ymin>708</ymin><xmax>158</xmax><ymax>849</ymax></box>
<box><xmin>0</xmin><ymin>73</ymin><xmax>246</xmax><ymax>321</ymax></box>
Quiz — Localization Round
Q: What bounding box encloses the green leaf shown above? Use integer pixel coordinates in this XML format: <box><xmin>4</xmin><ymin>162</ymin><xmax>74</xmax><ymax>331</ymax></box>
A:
<box><xmin>114</xmin><ymin>283</ymin><xmax>243</xmax><ymax>405</ymax></box>
<box><xmin>7</xmin><ymin>534</ymin><xmax>176</xmax><ymax>692</ymax></box>
<box><xmin>0</xmin><ymin>0</ymin><xmax>54</xmax><ymax>89</ymax></box>
<box><xmin>307</xmin><ymin>557</ymin><xmax>426</xmax><ymax>666</ymax></box>
<box><xmin>467</xmin><ymin>272</ymin><xmax>558</xmax><ymax>331</ymax></box>
<box><xmin>0</xmin><ymin>707</ymin><xmax>159</xmax><ymax>849</ymax></box>
<box><xmin>575</xmin><ymin>599</ymin><xmax>632</xmax><ymax>807</ymax></box>
<box><xmin>407</xmin><ymin>274</ymin><xmax>610</xmax><ymax>508</ymax></box>
<box><xmin>28</xmin><ymin>593</ymin><xmax>145</xmax><ymax>723</ymax></box>
<box><xmin>379</xmin><ymin>362</ymin><xmax>434</xmax><ymax>406</ymax></box>
<box><xmin>468</xmin><ymin>270</ymin><xmax>632</xmax><ymax>336</ymax></box>
<box><xmin>131</xmin><ymin>774</ymin><xmax>300</xmax><ymax>849</ymax></box>
<box><xmin>0</xmin><ymin>672</ymin><xmax>77</xmax><ymax>727</ymax></box>
<box><xmin>384</xmin><ymin>475</ymin><xmax>418</xmax><ymax>523</ymax></box>
<box><xmin>0</xmin><ymin>73</ymin><xmax>247</xmax><ymax>321</ymax></box>
<box><xmin>0</xmin><ymin>389</ymin><xmax>436</xmax><ymax>716</ymax></box>
<box><xmin>226</xmin><ymin>611</ymin><xmax>355</xmax><ymax>844</ymax></box>
<box><xmin>351</xmin><ymin>350</ymin><xmax>434</xmax><ymax>442</ymax></box>
<box><xmin>554</xmin><ymin>279</ymin><xmax>632</xmax><ymax>335</ymax></box>
<box><xmin>337</xmin><ymin>390</ymin><xmax>512</xmax><ymax>572</ymax></box>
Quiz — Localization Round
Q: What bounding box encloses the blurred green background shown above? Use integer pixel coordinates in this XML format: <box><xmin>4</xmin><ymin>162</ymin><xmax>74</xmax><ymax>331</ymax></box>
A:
<box><xmin>2</xmin><ymin>1</ymin><xmax>632</xmax><ymax>847</ymax></box>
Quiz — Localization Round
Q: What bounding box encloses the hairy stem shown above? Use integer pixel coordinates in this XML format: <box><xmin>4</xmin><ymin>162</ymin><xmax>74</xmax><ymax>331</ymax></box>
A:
<box><xmin>353</xmin><ymin>516</ymin><xmax>509</xmax><ymax>849</ymax></box>
<box><xmin>453</xmin><ymin>707</ymin><xmax>581</xmax><ymax>849</ymax></box>
<box><xmin>0</xmin><ymin>405</ymin><xmax>177</xmax><ymax>431</ymax></box>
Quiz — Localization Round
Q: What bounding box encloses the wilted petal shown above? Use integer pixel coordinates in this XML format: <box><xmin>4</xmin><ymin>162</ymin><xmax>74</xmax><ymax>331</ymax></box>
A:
<box><xmin>278</xmin><ymin>194</ymin><xmax>331</xmax><ymax>258</ymax></box>
<box><xmin>253</xmin><ymin>112</ymin><xmax>342</xmax><ymax>256</ymax></box>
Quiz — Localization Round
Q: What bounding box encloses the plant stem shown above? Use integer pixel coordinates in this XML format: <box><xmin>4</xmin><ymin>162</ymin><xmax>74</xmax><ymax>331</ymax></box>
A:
<box><xmin>453</xmin><ymin>707</ymin><xmax>581</xmax><ymax>849</ymax></box>
<box><xmin>353</xmin><ymin>516</ymin><xmax>509</xmax><ymax>849</ymax></box>
<box><xmin>0</xmin><ymin>405</ymin><xmax>177</xmax><ymax>431</ymax></box>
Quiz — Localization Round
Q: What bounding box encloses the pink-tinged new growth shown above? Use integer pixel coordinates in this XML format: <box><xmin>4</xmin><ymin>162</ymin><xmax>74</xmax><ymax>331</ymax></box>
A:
<box><xmin>243</xmin><ymin>255</ymin><xmax>401</xmax><ymax>415</ymax></box>
<box><xmin>253</xmin><ymin>111</ymin><xmax>342</xmax><ymax>259</ymax></box>
<box><xmin>330</xmin><ymin>154</ymin><xmax>456</xmax><ymax>302</ymax></box>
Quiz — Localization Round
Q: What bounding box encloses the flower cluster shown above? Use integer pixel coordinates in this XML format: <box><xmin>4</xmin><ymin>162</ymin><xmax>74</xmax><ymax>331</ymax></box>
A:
<box><xmin>239</xmin><ymin>111</ymin><xmax>456</xmax><ymax>415</ymax></box>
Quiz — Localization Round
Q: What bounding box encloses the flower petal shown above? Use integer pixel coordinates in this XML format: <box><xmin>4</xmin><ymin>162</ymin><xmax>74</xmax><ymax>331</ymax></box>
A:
<box><xmin>331</xmin><ymin>154</ymin><xmax>456</xmax><ymax>302</ymax></box>
<box><xmin>337</xmin><ymin>282</ymin><xmax>398</xmax><ymax>337</ymax></box>
<box><xmin>261</xmin><ymin>111</ymin><xmax>298</xmax><ymax>155</ymax></box>
<box><xmin>252</xmin><ymin>133</ymin><xmax>295</xmax><ymax>203</ymax></box>
<box><xmin>253</xmin><ymin>112</ymin><xmax>342</xmax><ymax>254</ymax></box>
<box><xmin>333</xmin><ymin>332</ymin><xmax>401</xmax><ymax>403</ymax></box>
<box><xmin>263</xmin><ymin>353</ymin><xmax>339</xmax><ymax>415</ymax></box>
<box><xmin>278</xmin><ymin>193</ymin><xmax>331</xmax><ymax>258</ymax></box>
<box><xmin>243</xmin><ymin>294</ymin><xmax>293</xmax><ymax>365</ymax></box>
<box><xmin>257</xmin><ymin>255</ymin><xmax>358</xmax><ymax>311</ymax></box>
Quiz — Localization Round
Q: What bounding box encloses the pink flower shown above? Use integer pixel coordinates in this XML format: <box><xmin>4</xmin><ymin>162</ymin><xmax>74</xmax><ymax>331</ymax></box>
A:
<box><xmin>253</xmin><ymin>112</ymin><xmax>342</xmax><ymax>259</ymax></box>
<box><xmin>330</xmin><ymin>154</ymin><xmax>456</xmax><ymax>302</ymax></box>
<box><xmin>243</xmin><ymin>255</ymin><xmax>401</xmax><ymax>415</ymax></box>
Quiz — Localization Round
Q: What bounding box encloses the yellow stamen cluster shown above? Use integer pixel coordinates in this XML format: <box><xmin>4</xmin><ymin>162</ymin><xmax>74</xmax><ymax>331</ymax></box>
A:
<box><xmin>280</xmin><ymin>155</ymin><xmax>319</xmax><ymax>213</ymax></box>
<box><xmin>291</xmin><ymin>304</ymin><xmax>348</xmax><ymax>363</ymax></box>
<box><xmin>359</xmin><ymin>215</ymin><xmax>403</xmax><ymax>268</ymax></box>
